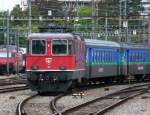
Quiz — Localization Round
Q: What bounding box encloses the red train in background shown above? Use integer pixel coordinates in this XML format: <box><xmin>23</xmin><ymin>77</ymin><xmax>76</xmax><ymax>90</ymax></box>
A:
<box><xmin>0</xmin><ymin>45</ymin><xmax>24</xmax><ymax>74</ymax></box>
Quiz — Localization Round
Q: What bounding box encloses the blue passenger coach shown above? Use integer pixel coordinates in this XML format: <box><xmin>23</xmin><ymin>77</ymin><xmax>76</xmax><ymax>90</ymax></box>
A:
<box><xmin>85</xmin><ymin>39</ymin><xmax>121</xmax><ymax>81</ymax></box>
<box><xmin>122</xmin><ymin>43</ymin><xmax>150</xmax><ymax>80</ymax></box>
<box><xmin>84</xmin><ymin>40</ymin><xmax>150</xmax><ymax>82</ymax></box>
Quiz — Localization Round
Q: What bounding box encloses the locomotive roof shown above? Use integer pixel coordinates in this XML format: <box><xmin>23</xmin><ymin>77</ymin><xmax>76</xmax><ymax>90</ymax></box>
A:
<box><xmin>28</xmin><ymin>33</ymin><xmax>75</xmax><ymax>39</ymax></box>
<box><xmin>85</xmin><ymin>39</ymin><xmax>120</xmax><ymax>48</ymax></box>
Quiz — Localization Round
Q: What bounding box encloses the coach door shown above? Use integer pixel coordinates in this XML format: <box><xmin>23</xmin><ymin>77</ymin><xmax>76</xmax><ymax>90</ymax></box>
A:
<box><xmin>120</xmin><ymin>48</ymin><xmax>128</xmax><ymax>76</ymax></box>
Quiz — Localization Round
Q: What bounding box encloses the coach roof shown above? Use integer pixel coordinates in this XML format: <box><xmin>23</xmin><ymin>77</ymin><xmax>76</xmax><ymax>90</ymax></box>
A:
<box><xmin>85</xmin><ymin>39</ymin><xmax>120</xmax><ymax>48</ymax></box>
<box><xmin>28</xmin><ymin>33</ymin><xmax>75</xmax><ymax>39</ymax></box>
<box><xmin>120</xmin><ymin>43</ymin><xmax>150</xmax><ymax>49</ymax></box>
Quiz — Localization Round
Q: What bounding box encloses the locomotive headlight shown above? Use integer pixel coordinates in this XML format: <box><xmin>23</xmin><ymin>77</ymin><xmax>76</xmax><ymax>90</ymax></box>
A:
<box><xmin>59</xmin><ymin>66</ymin><xmax>66</xmax><ymax>70</ymax></box>
<box><xmin>32</xmin><ymin>66</ymin><xmax>39</xmax><ymax>70</ymax></box>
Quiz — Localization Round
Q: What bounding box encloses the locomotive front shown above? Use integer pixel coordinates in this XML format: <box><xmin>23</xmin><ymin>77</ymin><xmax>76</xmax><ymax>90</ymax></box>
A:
<box><xmin>26</xmin><ymin>33</ymin><xmax>85</xmax><ymax>92</ymax></box>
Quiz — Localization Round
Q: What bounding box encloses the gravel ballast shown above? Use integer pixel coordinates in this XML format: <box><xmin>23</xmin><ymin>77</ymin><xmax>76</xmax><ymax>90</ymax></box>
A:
<box><xmin>0</xmin><ymin>83</ymin><xmax>150</xmax><ymax>115</ymax></box>
<box><xmin>104</xmin><ymin>92</ymin><xmax>150</xmax><ymax>115</ymax></box>
<box><xmin>0</xmin><ymin>90</ymin><xmax>34</xmax><ymax>115</ymax></box>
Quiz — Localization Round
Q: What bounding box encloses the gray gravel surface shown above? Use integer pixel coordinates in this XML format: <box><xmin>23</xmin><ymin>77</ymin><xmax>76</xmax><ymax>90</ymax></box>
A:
<box><xmin>104</xmin><ymin>91</ymin><xmax>150</xmax><ymax>115</ymax></box>
<box><xmin>0</xmin><ymin>89</ymin><xmax>34</xmax><ymax>115</ymax></box>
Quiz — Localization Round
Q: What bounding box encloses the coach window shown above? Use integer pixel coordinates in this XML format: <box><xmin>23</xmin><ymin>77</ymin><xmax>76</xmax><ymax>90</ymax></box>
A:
<box><xmin>32</xmin><ymin>40</ymin><xmax>45</xmax><ymax>54</ymax></box>
<box><xmin>132</xmin><ymin>52</ymin><xmax>134</xmax><ymax>62</ymax></box>
<box><xmin>105</xmin><ymin>51</ymin><xmax>108</xmax><ymax>63</ymax></box>
<box><xmin>104</xmin><ymin>51</ymin><xmax>106</xmax><ymax>63</ymax></box>
<box><xmin>109</xmin><ymin>51</ymin><xmax>111</xmax><ymax>63</ymax></box>
<box><xmin>98</xmin><ymin>51</ymin><xmax>100</xmax><ymax>64</ymax></box>
<box><xmin>52</xmin><ymin>40</ymin><xmax>67</xmax><ymax>55</ymax></box>
<box><xmin>149</xmin><ymin>52</ymin><xmax>150</xmax><ymax>61</ymax></box>
<box><xmin>102</xmin><ymin>51</ymin><xmax>105</xmax><ymax>63</ymax></box>
<box><xmin>96</xmin><ymin>51</ymin><xmax>98</xmax><ymax>64</ymax></box>
<box><xmin>130</xmin><ymin>52</ymin><xmax>132</xmax><ymax>62</ymax></box>
<box><xmin>146</xmin><ymin>52</ymin><xmax>148</xmax><ymax>62</ymax></box>
<box><xmin>99</xmin><ymin>50</ymin><xmax>101</xmax><ymax>63</ymax></box>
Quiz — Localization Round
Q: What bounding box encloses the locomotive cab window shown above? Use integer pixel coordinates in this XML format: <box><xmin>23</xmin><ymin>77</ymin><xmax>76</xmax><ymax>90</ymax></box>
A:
<box><xmin>31</xmin><ymin>40</ymin><xmax>46</xmax><ymax>54</ymax></box>
<box><xmin>52</xmin><ymin>40</ymin><xmax>68</xmax><ymax>55</ymax></box>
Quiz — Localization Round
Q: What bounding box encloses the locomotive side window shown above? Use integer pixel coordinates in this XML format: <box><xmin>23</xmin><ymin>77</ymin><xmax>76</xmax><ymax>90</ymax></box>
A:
<box><xmin>52</xmin><ymin>40</ymin><xmax>67</xmax><ymax>55</ymax></box>
<box><xmin>68</xmin><ymin>41</ymin><xmax>73</xmax><ymax>54</ymax></box>
<box><xmin>31</xmin><ymin>40</ymin><xmax>45</xmax><ymax>54</ymax></box>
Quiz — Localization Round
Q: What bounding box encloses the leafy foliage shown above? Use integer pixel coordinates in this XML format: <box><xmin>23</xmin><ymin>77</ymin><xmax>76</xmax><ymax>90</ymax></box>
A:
<box><xmin>11</xmin><ymin>5</ymin><xmax>24</xmax><ymax>26</ymax></box>
<box><xmin>79</xmin><ymin>6</ymin><xmax>92</xmax><ymax>17</ymax></box>
<box><xmin>0</xmin><ymin>0</ymin><xmax>145</xmax><ymax>46</ymax></box>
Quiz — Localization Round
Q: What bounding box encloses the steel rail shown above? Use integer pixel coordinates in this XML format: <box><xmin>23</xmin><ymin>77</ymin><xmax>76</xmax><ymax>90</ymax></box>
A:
<box><xmin>0</xmin><ymin>85</ymin><xmax>29</xmax><ymax>93</ymax></box>
<box><xmin>59</xmin><ymin>84</ymin><xmax>150</xmax><ymax>115</ymax></box>
<box><xmin>16</xmin><ymin>94</ymin><xmax>38</xmax><ymax>115</ymax></box>
<box><xmin>50</xmin><ymin>94</ymin><xmax>65</xmax><ymax>115</ymax></box>
<box><xmin>92</xmin><ymin>89</ymin><xmax>148</xmax><ymax>115</ymax></box>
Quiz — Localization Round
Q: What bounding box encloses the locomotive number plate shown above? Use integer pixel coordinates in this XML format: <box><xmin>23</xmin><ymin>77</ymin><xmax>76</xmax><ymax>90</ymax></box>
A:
<box><xmin>46</xmin><ymin>58</ymin><xmax>52</xmax><ymax>65</ymax></box>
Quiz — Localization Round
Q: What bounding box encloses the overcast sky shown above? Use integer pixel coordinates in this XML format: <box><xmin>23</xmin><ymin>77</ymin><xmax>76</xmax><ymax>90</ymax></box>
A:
<box><xmin>0</xmin><ymin>0</ymin><xmax>21</xmax><ymax>11</ymax></box>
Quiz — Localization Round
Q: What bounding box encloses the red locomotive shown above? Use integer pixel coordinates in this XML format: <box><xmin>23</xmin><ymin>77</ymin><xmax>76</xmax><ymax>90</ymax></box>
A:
<box><xmin>0</xmin><ymin>45</ymin><xmax>23</xmax><ymax>74</ymax></box>
<box><xmin>26</xmin><ymin>33</ymin><xmax>86</xmax><ymax>92</ymax></box>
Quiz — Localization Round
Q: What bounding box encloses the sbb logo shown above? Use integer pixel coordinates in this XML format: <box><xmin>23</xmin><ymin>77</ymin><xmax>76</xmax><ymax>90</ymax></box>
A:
<box><xmin>45</xmin><ymin>58</ymin><xmax>52</xmax><ymax>65</ymax></box>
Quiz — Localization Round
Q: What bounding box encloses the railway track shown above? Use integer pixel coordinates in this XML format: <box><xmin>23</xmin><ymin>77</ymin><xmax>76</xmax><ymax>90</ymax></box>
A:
<box><xmin>0</xmin><ymin>85</ymin><xmax>29</xmax><ymax>93</ymax></box>
<box><xmin>15</xmin><ymin>83</ymin><xmax>150</xmax><ymax>115</ymax></box>
<box><xmin>51</xmin><ymin>83</ymin><xmax>150</xmax><ymax>115</ymax></box>
<box><xmin>16</xmin><ymin>94</ymin><xmax>38</xmax><ymax>115</ymax></box>
<box><xmin>16</xmin><ymin>93</ymin><xmax>61</xmax><ymax>115</ymax></box>
<box><xmin>0</xmin><ymin>74</ymin><xmax>27</xmax><ymax>86</ymax></box>
<box><xmin>50</xmin><ymin>94</ymin><xmax>66</xmax><ymax>115</ymax></box>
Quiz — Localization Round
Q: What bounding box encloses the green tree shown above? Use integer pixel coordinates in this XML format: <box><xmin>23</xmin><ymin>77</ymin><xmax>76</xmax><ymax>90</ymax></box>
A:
<box><xmin>0</xmin><ymin>12</ymin><xmax>3</xmax><ymax>26</ymax></box>
<box><xmin>0</xmin><ymin>11</ymin><xmax>6</xmax><ymax>44</ymax></box>
<box><xmin>97</xmin><ymin>0</ymin><xmax>143</xmax><ymax>17</ymax></box>
<box><xmin>11</xmin><ymin>5</ymin><xmax>24</xmax><ymax>26</ymax></box>
<box><xmin>79</xmin><ymin>6</ymin><xmax>92</xmax><ymax>17</ymax></box>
